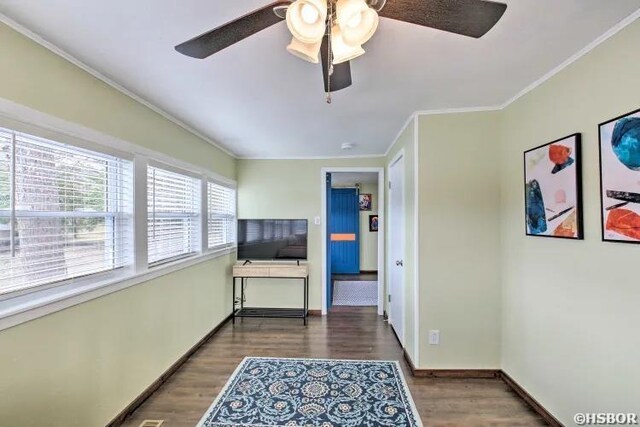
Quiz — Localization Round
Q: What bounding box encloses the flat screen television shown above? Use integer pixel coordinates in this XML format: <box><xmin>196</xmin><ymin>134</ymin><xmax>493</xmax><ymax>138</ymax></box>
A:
<box><xmin>237</xmin><ymin>219</ymin><xmax>308</xmax><ymax>261</ymax></box>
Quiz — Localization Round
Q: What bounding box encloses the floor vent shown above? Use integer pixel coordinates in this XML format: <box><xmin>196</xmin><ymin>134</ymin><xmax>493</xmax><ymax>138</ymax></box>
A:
<box><xmin>139</xmin><ymin>421</ymin><xmax>164</xmax><ymax>427</ymax></box>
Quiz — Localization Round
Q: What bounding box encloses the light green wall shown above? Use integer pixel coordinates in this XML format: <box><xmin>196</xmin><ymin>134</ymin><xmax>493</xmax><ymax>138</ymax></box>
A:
<box><xmin>358</xmin><ymin>182</ymin><xmax>378</xmax><ymax>272</ymax></box>
<box><xmin>2</xmin><ymin>12</ymin><xmax>638</xmax><ymax>427</ymax></box>
<box><xmin>0</xmin><ymin>257</ymin><xmax>233</xmax><ymax>426</ymax></box>
<box><xmin>0</xmin><ymin>23</ymin><xmax>234</xmax><ymax>178</ymax></box>
<box><xmin>236</xmin><ymin>158</ymin><xmax>384</xmax><ymax>310</ymax></box>
<box><xmin>499</xmin><ymin>20</ymin><xmax>640</xmax><ymax>425</ymax></box>
<box><xmin>0</xmin><ymin>22</ymin><xmax>236</xmax><ymax>426</ymax></box>
<box><xmin>408</xmin><ymin>22</ymin><xmax>640</xmax><ymax>425</ymax></box>
<box><xmin>417</xmin><ymin>112</ymin><xmax>502</xmax><ymax>369</ymax></box>
<box><xmin>385</xmin><ymin>120</ymin><xmax>417</xmax><ymax>361</ymax></box>
<box><xmin>410</xmin><ymin>17</ymin><xmax>640</xmax><ymax>424</ymax></box>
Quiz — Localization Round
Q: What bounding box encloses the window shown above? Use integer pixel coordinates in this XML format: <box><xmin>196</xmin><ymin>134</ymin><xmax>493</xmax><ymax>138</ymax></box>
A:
<box><xmin>147</xmin><ymin>165</ymin><xmax>200</xmax><ymax>266</ymax></box>
<box><xmin>0</xmin><ymin>128</ymin><xmax>133</xmax><ymax>296</ymax></box>
<box><xmin>207</xmin><ymin>181</ymin><xmax>236</xmax><ymax>249</ymax></box>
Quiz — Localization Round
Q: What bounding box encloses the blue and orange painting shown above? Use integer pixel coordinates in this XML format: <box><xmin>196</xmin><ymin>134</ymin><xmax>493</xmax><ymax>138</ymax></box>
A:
<box><xmin>611</xmin><ymin>116</ymin><xmax>640</xmax><ymax>171</ymax></box>
<box><xmin>524</xmin><ymin>134</ymin><xmax>582</xmax><ymax>239</ymax></box>
<box><xmin>525</xmin><ymin>179</ymin><xmax>547</xmax><ymax>234</ymax></box>
<box><xmin>600</xmin><ymin>109</ymin><xmax>640</xmax><ymax>243</ymax></box>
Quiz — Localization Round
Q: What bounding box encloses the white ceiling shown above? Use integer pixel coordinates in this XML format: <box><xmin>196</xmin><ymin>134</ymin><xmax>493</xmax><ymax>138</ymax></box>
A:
<box><xmin>1</xmin><ymin>1</ymin><xmax>639</xmax><ymax>158</ymax></box>
<box><xmin>332</xmin><ymin>172</ymin><xmax>378</xmax><ymax>186</ymax></box>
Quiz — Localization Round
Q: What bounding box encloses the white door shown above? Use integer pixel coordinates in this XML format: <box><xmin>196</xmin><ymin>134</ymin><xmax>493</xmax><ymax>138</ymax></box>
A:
<box><xmin>388</xmin><ymin>155</ymin><xmax>405</xmax><ymax>344</ymax></box>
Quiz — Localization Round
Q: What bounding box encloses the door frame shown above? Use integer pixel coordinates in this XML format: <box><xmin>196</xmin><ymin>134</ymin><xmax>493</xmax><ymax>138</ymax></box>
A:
<box><xmin>387</xmin><ymin>150</ymin><xmax>405</xmax><ymax>345</ymax></box>
<box><xmin>321</xmin><ymin>167</ymin><xmax>385</xmax><ymax>315</ymax></box>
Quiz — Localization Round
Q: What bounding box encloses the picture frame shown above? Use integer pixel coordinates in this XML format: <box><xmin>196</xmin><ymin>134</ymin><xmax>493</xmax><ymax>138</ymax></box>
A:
<box><xmin>598</xmin><ymin>107</ymin><xmax>640</xmax><ymax>244</ymax></box>
<box><xmin>523</xmin><ymin>133</ymin><xmax>583</xmax><ymax>239</ymax></box>
<box><xmin>369</xmin><ymin>215</ymin><xmax>379</xmax><ymax>232</ymax></box>
<box><xmin>359</xmin><ymin>193</ymin><xmax>372</xmax><ymax>211</ymax></box>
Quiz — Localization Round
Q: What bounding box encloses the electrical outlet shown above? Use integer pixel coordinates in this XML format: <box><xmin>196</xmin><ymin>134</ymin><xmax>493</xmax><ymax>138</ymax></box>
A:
<box><xmin>428</xmin><ymin>330</ymin><xmax>440</xmax><ymax>345</ymax></box>
<box><xmin>314</xmin><ymin>216</ymin><xmax>321</xmax><ymax>225</ymax></box>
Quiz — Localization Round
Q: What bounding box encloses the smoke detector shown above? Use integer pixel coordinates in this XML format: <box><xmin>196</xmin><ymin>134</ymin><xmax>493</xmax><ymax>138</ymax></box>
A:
<box><xmin>341</xmin><ymin>143</ymin><xmax>355</xmax><ymax>150</ymax></box>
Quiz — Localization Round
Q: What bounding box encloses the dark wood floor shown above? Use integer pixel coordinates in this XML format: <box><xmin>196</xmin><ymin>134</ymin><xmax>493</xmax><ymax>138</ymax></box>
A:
<box><xmin>122</xmin><ymin>308</ymin><xmax>546</xmax><ymax>427</ymax></box>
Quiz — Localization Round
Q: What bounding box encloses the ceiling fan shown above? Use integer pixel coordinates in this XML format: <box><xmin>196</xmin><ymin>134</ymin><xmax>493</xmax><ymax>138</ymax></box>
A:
<box><xmin>175</xmin><ymin>0</ymin><xmax>507</xmax><ymax>103</ymax></box>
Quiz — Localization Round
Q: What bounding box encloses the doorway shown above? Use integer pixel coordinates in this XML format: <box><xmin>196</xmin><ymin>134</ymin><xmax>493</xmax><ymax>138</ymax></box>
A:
<box><xmin>321</xmin><ymin>168</ymin><xmax>384</xmax><ymax>315</ymax></box>
<box><xmin>388</xmin><ymin>154</ymin><xmax>405</xmax><ymax>343</ymax></box>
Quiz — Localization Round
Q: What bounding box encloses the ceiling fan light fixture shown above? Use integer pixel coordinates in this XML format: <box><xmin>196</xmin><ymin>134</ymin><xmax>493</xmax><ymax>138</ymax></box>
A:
<box><xmin>336</xmin><ymin>0</ymin><xmax>379</xmax><ymax>46</ymax></box>
<box><xmin>330</xmin><ymin>25</ymin><xmax>365</xmax><ymax>65</ymax></box>
<box><xmin>286</xmin><ymin>37</ymin><xmax>322</xmax><ymax>63</ymax></box>
<box><xmin>286</xmin><ymin>0</ymin><xmax>328</xmax><ymax>44</ymax></box>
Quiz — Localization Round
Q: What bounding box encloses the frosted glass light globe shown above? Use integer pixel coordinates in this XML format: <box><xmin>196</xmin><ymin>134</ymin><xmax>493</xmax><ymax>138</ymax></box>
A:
<box><xmin>301</xmin><ymin>3</ymin><xmax>320</xmax><ymax>24</ymax></box>
<box><xmin>347</xmin><ymin>12</ymin><xmax>362</xmax><ymax>28</ymax></box>
<box><xmin>286</xmin><ymin>0</ymin><xmax>327</xmax><ymax>44</ymax></box>
<box><xmin>336</xmin><ymin>0</ymin><xmax>378</xmax><ymax>46</ymax></box>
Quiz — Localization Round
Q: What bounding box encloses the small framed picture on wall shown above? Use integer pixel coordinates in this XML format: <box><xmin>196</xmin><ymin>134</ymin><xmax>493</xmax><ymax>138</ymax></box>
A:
<box><xmin>359</xmin><ymin>193</ymin><xmax>372</xmax><ymax>211</ymax></box>
<box><xmin>524</xmin><ymin>133</ymin><xmax>583</xmax><ymax>239</ymax></box>
<box><xmin>599</xmin><ymin>107</ymin><xmax>640</xmax><ymax>243</ymax></box>
<box><xmin>369</xmin><ymin>215</ymin><xmax>379</xmax><ymax>232</ymax></box>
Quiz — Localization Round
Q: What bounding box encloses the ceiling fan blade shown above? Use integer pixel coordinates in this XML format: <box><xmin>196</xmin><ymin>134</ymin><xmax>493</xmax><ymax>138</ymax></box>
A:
<box><xmin>320</xmin><ymin>36</ymin><xmax>353</xmax><ymax>93</ymax></box>
<box><xmin>175</xmin><ymin>1</ymin><xmax>291</xmax><ymax>59</ymax></box>
<box><xmin>379</xmin><ymin>0</ymin><xmax>507</xmax><ymax>38</ymax></box>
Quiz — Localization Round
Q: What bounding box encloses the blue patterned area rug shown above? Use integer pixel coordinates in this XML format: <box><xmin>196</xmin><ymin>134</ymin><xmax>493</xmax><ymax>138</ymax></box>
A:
<box><xmin>197</xmin><ymin>357</ymin><xmax>422</xmax><ymax>427</ymax></box>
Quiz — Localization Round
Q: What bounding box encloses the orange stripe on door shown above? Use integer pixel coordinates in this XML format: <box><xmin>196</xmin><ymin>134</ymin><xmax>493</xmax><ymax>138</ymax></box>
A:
<box><xmin>331</xmin><ymin>233</ymin><xmax>356</xmax><ymax>241</ymax></box>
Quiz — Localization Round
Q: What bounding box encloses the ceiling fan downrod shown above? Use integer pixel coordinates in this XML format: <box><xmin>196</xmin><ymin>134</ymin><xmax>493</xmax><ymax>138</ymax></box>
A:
<box><xmin>326</xmin><ymin>0</ymin><xmax>334</xmax><ymax>104</ymax></box>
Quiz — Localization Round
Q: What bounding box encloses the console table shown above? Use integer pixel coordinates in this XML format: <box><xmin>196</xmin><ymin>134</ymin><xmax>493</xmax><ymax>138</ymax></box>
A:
<box><xmin>232</xmin><ymin>263</ymin><xmax>309</xmax><ymax>325</ymax></box>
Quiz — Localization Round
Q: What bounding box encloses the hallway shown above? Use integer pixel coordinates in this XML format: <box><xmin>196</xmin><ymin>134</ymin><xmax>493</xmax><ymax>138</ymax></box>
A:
<box><xmin>122</xmin><ymin>308</ymin><xmax>545</xmax><ymax>426</ymax></box>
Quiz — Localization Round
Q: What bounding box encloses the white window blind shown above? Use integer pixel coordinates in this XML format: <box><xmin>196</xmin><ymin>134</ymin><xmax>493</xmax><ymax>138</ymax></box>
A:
<box><xmin>0</xmin><ymin>128</ymin><xmax>133</xmax><ymax>295</ymax></box>
<box><xmin>147</xmin><ymin>166</ymin><xmax>200</xmax><ymax>265</ymax></box>
<box><xmin>207</xmin><ymin>181</ymin><xmax>236</xmax><ymax>249</ymax></box>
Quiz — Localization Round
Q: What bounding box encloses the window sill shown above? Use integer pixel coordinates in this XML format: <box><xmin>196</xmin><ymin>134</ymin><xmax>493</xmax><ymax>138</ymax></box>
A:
<box><xmin>0</xmin><ymin>247</ymin><xmax>236</xmax><ymax>332</ymax></box>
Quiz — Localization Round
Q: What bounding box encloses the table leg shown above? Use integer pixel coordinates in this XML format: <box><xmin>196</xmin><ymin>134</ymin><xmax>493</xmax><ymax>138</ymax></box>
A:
<box><xmin>232</xmin><ymin>277</ymin><xmax>236</xmax><ymax>325</ymax></box>
<box><xmin>241</xmin><ymin>278</ymin><xmax>245</xmax><ymax>311</ymax></box>
<box><xmin>303</xmin><ymin>275</ymin><xmax>308</xmax><ymax>326</ymax></box>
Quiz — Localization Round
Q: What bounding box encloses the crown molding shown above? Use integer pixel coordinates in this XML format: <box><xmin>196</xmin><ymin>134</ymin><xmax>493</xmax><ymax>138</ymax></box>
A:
<box><xmin>384</xmin><ymin>105</ymin><xmax>502</xmax><ymax>158</ymax></box>
<box><xmin>1</xmin><ymin>7</ymin><xmax>638</xmax><ymax>161</ymax></box>
<box><xmin>498</xmin><ymin>8</ymin><xmax>640</xmax><ymax>109</ymax></box>
<box><xmin>0</xmin><ymin>13</ymin><xmax>237</xmax><ymax>159</ymax></box>
<box><xmin>385</xmin><ymin>8</ymin><xmax>640</xmax><ymax>157</ymax></box>
<box><xmin>237</xmin><ymin>153</ymin><xmax>387</xmax><ymax>160</ymax></box>
<box><xmin>413</xmin><ymin>105</ymin><xmax>503</xmax><ymax>117</ymax></box>
<box><xmin>384</xmin><ymin>112</ymin><xmax>416</xmax><ymax>158</ymax></box>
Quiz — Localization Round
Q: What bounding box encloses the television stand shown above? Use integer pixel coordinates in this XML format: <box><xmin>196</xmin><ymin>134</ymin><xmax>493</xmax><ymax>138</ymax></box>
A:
<box><xmin>231</xmin><ymin>263</ymin><xmax>309</xmax><ymax>325</ymax></box>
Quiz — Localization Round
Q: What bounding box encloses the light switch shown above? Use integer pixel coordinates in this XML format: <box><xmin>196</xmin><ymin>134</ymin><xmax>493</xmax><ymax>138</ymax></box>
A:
<box><xmin>314</xmin><ymin>216</ymin><xmax>321</xmax><ymax>225</ymax></box>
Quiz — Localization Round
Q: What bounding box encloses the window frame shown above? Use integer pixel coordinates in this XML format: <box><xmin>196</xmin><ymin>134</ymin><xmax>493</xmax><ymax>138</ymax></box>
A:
<box><xmin>145</xmin><ymin>160</ymin><xmax>206</xmax><ymax>269</ymax></box>
<box><xmin>0</xmin><ymin>128</ymin><xmax>134</xmax><ymax>299</ymax></box>
<box><xmin>206</xmin><ymin>179</ymin><xmax>237</xmax><ymax>252</ymax></box>
<box><xmin>0</xmin><ymin>112</ymin><xmax>236</xmax><ymax>330</ymax></box>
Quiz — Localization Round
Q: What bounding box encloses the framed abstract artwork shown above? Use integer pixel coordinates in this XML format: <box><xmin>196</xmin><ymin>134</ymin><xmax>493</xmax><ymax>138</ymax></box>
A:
<box><xmin>524</xmin><ymin>133</ymin><xmax>583</xmax><ymax>239</ymax></box>
<box><xmin>599</xmin><ymin>107</ymin><xmax>640</xmax><ymax>243</ymax></box>
<box><xmin>369</xmin><ymin>215</ymin><xmax>379</xmax><ymax>232</ymax></box>
<box><xmin>359</xmin><ymin>193</ymin><xmax>372</xmax><ymax>211</ymax></box>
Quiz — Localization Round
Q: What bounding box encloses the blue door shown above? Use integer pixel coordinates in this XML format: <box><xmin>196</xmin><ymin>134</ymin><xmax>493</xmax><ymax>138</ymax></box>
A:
<box><xmin>330</xmin><ymin>188</ymin><xmax>360</xmax><ymax>274</ymax></box>
<box><xmin>326</xmin><ymin>173</ymin><xmax>333</xmax><ymax>309</ymax></box>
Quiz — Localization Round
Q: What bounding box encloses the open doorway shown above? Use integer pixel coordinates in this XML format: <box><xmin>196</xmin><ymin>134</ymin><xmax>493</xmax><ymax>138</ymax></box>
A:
<box><xmin>321</xmin><ymin>168</ymin><xmax>384</xmax><ymax>315</ymax></box>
